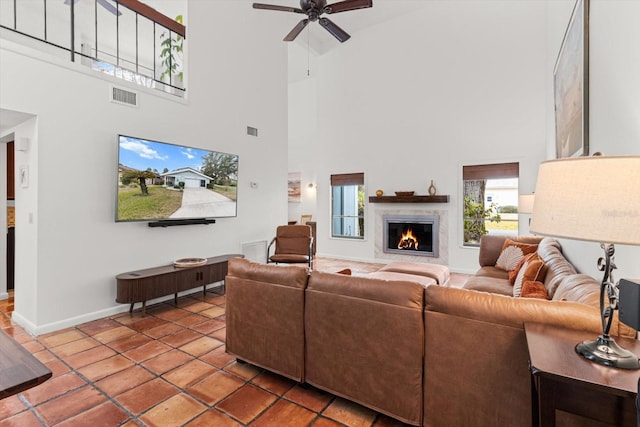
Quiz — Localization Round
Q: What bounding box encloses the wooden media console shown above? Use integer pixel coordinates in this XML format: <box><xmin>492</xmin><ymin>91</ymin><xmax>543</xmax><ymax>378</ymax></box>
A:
<box><xmin>116</xmin><ymin>254</ymin><xmax>243</xmax><ymax>315</ymax></box>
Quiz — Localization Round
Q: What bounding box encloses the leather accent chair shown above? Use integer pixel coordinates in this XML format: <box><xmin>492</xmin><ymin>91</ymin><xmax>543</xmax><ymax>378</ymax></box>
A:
<box><xmin>267</xmin><ymin>225</ymin><xmax>314</xmax><ymax>269</ymax></box>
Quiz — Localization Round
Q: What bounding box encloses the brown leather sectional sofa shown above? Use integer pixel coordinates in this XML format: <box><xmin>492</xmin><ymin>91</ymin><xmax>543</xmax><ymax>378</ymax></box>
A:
<box><xmin>225</xmin><ymin>236</ymin><xmax>636</xmax><ymax>426</ymax></box>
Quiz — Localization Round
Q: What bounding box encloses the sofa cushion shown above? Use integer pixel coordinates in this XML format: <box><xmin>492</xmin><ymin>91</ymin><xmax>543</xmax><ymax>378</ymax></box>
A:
<box><xmin>495</xmin><ymin>239</ymin><xmax>539</xmax><ymax>272</ymax></box>
<box><xmin>463</xmin><ymin>275</ymin><xmax>513</xmax><ymax>296</ymax></box>
<box><xmin>513</xmin><ymin>253</ymin><xmax>547</xmax><ymax>297</ymax></box>
<box><xmin>475</xmin><ymin>266</ymin><xmax>509</xmax><ymax>280</ymax></box>
<box><xmin>520</xmin><ymin>280</ymin><xmax>549</xmax><ymax>299</ymax></box>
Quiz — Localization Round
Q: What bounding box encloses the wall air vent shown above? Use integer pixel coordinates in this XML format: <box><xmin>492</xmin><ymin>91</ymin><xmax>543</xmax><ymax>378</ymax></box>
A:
<box><xmin>110</xmin><ymin>86</ymin><xmax>138</xmax><ymax>107</ymax></box>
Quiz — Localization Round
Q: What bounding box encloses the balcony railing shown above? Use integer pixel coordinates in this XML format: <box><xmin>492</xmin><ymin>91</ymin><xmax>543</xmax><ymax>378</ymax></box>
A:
<box><xmin>0</xmin><ymin>0</ymin><xmax>186</xmax><ymax>96</ymax></box>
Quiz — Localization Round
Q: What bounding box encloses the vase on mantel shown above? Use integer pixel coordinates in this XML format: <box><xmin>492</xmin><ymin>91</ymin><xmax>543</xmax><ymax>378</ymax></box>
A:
<box><xmin>428</xmin><ymin>180</ymin><xmax>437</xmax><ymax>196</ymax></box>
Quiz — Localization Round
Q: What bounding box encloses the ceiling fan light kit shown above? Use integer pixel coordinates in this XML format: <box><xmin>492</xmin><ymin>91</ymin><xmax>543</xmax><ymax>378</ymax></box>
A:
<box><xmin>253</xmin><ymin>0</ymin><xmax>373</xmax><ymax>43</ymax></box>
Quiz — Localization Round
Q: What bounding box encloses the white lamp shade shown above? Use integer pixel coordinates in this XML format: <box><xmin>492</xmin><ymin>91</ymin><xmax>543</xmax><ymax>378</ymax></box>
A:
<box><xmin>518</xmin><ymin>194</ymin><xmax>535</xmax><ymax>214</ymax></box>
<box><xmin>530</xmin><ymin>156</ymin><xmax>640</xmax><ymax>246</ymax></box>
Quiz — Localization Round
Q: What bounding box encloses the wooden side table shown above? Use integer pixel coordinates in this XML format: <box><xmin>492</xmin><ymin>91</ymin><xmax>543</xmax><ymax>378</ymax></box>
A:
<box><xmin>0</xmin><ymin>329</ymin><xmax>52</xmax><ymax>399</ymax></box>
<box><xmin>525</xmin><ymin>322</ymin><xmax>640</xmax><ymax>426</ymax></box>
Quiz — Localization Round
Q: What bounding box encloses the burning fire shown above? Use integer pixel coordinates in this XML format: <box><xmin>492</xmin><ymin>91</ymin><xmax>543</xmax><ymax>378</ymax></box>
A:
<box><xmin>397</xmin><ymin>228</ymin><xmax>419</xmax><ymax>250</ymax></box>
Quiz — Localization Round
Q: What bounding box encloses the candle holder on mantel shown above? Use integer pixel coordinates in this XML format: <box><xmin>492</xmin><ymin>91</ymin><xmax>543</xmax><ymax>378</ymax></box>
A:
<box><xmin>428</xmin><ymin>180</ymin><xmax>437</xmax><ymax>196</ymax></box>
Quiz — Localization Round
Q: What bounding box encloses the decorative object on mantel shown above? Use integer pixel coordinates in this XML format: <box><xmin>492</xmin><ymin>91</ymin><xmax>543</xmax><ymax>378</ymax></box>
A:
<box><xmin>174</xmin><ymin>257</ymin><xmax>208</xmax><ymax>268</ymax></box>
<box><xmin>395</xmin><ymin>191</ymin><xmax>415</xmax><ymax>196</ymax></box>
<box><xmin>376</xmin><ymin>189</ymin><xmax>384</xmax><ymax>197</ymax></box>
<box><xmin>369</xmin><ymin>195</ymin><xmax>450</xmax><ymax>204</ymax></box>
<box><xmin>428</xmin><ymin>180</ymin><xmax>437</xmax><ymax>196</ymax></box>
<box><xmin>530</xmin><ymin>155</ymin><xmax>640</xmax><ymax>369</ymax></box>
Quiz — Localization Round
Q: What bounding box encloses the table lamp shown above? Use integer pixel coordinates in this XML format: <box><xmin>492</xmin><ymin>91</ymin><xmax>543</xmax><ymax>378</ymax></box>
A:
<box><xmin>530</xmin><ymin>155</ymin><xmax>640</xmax><ymax>369</ymax></box>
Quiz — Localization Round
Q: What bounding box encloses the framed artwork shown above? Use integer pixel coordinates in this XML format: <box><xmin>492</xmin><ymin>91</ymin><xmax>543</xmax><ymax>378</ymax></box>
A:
<box><xmin>288</xmin><ymin>172</ymin><xmax>301</xmax><ymax>203</ymax></box>
<box><xmin>554</xmin><ymin>0</ymin><xmax>589</xmax><ymax>158</ymax></box>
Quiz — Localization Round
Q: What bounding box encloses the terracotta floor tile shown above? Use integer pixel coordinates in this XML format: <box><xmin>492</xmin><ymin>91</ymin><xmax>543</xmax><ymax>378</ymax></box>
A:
<box><xmin>21</xmin><ymin>340</ymin><xmax>44</xmax><ymax>354</ymax></box>
<box><xmin>77</xmin><ymin>354</ymin><xmax>134</xmax><ymax>381</ymax></box>
<box><xmin>187</xmin><ymin>370</ymin><xmax>244</xmax><ymax>406</ymax></box>
<box><xmin>64</xmin><ymin>345</ymin><xmax>117</xmax><ymax>369</ymax></box>
<box><xmin>174</xmin><ymin>313</ymin><xmax>210</xmax><ymax>327</ymax></box>
<box><xmin>106</xmin><ymin>332</ymin><xmax>152</xmax><ymax>352</ymax></box>
<box><xmin>163</xmin><ymin>359</ymin><xmax>217</xmax><ymax>389</ymax></box>
<box><xmin>203</xmin><ymin>295</ymin><xmax>225</xmax><ymax>305</ymax></box>
<box><xmin>224</xmin><ymin>360</ymin><xmax>262</xmax><ymax>380</ymax></box>
<box><xmin>142</xmin><ymin>349</ymin><xmax>195</xmax><ymax>375</ymax></box>
<box><xmin>160</xmin><ymin>328</ymin><xmax>202</xmax><ymax>348</ymax></box>
<box><xmin>313</xmin><ymin>417</ymin><xmax>346</xmax><ymax>427</ymax></box>
<box><xmin>139</xmin><ymin>393</ymin><xmax>207</xmax><ymax>427</ymax></box>
<box><xmin>181</xmin><ymin>301</ymin><xmax>214</xmax><ymax>314</ymax></box>
<box><xmin>50</xmin><ymin>337</ymin><xmax>101</xmax><ymax>357</ymax></box>
<box><xmin>33</xmin><ymin>349</ymin><xmax>56</xmax><ymax>364</ymax></box>
<box><xmin>284</xmin><ymin>384</ymin><xmax>333</xmax><ymax>413</ymax></box>
<box><xmin>95</xmin><ymin>365</ymin><xmax>155</xmax><ymax>396</ymax></box>
<box><xmin>54</xmin><ymin>401</ymin><xmax>129</xmax><ymax>427</ymax></box>
<box><xmin>122</xmin><ymin>339</ymin><xmax>172</xmax><ymax>363</ymax></box>
<box><xmin>210</xmin><ymin>327</ymin><xmax>226</xmax><ymax>342</ymax></box>
<box><xmin>127</xmin><ymin>316</ymin><xmax>169</xmax><ymax>332</ymax></box>
<box><xmin>76</xmin><ymin>318</ymin><xmax>120</xmax><ymax>336</ymax></box>
<box><xmin>36</xmin><ymin>385</ymin><xmax>107</xmax><ymax>426</ymax></box>
<box><xmin>143</xmin><ymin>322</ymin><xmax>184</xmax><ymax>339</ymax></box>
<box><xmin>0</xmin><ymin>394</ymin><xmax>27</xmax><ymax>419</ymax></box>
<box><xmin>179</xmin><ymin>335</ymin><xmax>224</xmax><ymax>356</ymax></box>
<box><xmin>44</xmin><ymin>358</ymin><xmax>71</xmax><ymax>377</ymax></box>
<box><xmin>189</xmin><ymin>318</ymin><xmax>225</xmax><ymax>334</ymax></box>
<box><xmin>39</xmin><ymin>329</ymin><xmax>86</xmax><ymax>348</ymax></box>
<box><xmin>252</xmin><ymin>371</ymin><xmax>296</xmax><ymax>396</ymax></box>
<box><xmin>0</xmin><ymin>409</ymin><xmax>42</xmax><ymax>427</ymax></box>
<box><xmin>200</xmin><ymin>306</ymin><xmax>225</xmax><ymax>318</ymax></box>
<box><xmin>322</xmin><ymin>398</ymin><xmax>377</xmax><ymax>427</ymax></box>
<box><xmin>116</xmin><ymin>378</ymin><xmax>179</xmax><ymax>415</ymax></box>
<box><xmin>148</xmin><ymin>306</ymin><xmax>191</xmax><ymax>321</ymax></box>
<box><xmin>93</xmin><ymin>325</ymin><xmax>136</xmax><ymax>344</ymax></box>
<box><xmin>185</xmin><ymin>409</ymin><xmax>242</xmax><ymax>427</ymax></box>
<box><xmin>21</xmin><ymin>372</ymin><xmax>86</xmax><ymax>406</ymax></box>
<box><xmin>217</xmin><ymin>384</ymin><xmax>277</xmax><ymax>424</ymax></box>
<box><xmin>200</xmin><ymin>345</ymin><xmax>236</xmax><ymax>368</ymax></box>
<box><xmin>250</xmin><ymin>398</ymin><xmax>316</xmax><ymax>427</ymax></box>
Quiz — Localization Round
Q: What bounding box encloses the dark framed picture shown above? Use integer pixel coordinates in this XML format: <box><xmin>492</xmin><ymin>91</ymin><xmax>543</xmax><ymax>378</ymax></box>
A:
<box><xmin>554</xmin><ymin>0</ymin><xmax>589</xmax><ymax>158</ymax></box>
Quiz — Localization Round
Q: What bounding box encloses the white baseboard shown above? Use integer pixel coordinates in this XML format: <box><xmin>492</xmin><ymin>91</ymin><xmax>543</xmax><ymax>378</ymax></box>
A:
<box><xmin>0</xmin><ymin>292</ymin><xmax>8</xmax><ymax>301</ymax></box>
<box><xmin>11</xmin><ymin>283</ymin><xmax>225</xmax><ymax>336</ymax></box>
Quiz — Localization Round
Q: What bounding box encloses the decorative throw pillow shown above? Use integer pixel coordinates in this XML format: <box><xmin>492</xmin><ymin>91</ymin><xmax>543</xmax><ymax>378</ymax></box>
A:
<box><xmin>495</xmin><ymin>239</ymin><xmax>539</xmax><ymax>272</ymax></box>
<box><xmin>519</xmin><ymin>280</ymin><xmax>550</xmax><ymax>299</ymax></box>
<box><xmin>513</xmin><ymin>253</ymin><xmax>548</xmax><ymax>297</ymax></box>
<box><xmin>508</xmin><ymin>255</ymin><xmax>529</xmax><ymax>285</ymax></box>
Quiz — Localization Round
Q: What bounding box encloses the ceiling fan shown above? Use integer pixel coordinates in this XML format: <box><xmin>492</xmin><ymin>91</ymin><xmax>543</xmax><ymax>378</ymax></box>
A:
<box><xmin>64</xmin><ymin>0</ymin><xmax>122</xmax><ymax>17</ymax></box>
<box><xmin>253</xmin><ymin>0</ymin><xmax>373</xmax><ymax>43</ymax></box>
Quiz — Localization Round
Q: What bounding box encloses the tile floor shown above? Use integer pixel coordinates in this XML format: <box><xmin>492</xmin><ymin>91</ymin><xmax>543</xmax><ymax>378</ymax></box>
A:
<box><xmin>0</xmin><ymin>258</ymin><xmax>468</xmax><ymax>427</ymax></box>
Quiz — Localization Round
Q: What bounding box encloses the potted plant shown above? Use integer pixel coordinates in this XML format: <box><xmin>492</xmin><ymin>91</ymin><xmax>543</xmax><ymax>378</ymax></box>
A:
<box><xmin>159</xmin><ymin>15</ymin><xmax>184</xmax><ymax>87</ymax></box>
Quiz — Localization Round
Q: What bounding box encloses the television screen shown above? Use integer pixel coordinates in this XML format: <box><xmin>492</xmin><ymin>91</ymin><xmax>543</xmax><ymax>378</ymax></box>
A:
<box><xmin>116</xmin><ymin>135</ymin><xmax>238</xmax><ymax>222</ymax></box>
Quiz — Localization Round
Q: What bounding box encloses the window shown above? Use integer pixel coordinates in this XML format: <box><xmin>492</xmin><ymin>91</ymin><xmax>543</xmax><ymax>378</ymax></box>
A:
<box><xmin>463</xmin><ymin>162</ymin><xmax>519</xmax><ymax>246</ymax></box>
<box><xmin>331</xmin><ymin>173</ymin><xmax>365</xmax><ymax>239</ymax></box>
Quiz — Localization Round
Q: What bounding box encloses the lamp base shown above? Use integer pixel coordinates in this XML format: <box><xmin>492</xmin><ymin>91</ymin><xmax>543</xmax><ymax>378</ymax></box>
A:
<box><xmin>576</xmin><ymin>335</ymin><xmax>640</xmax><ymax>370</ymax></box>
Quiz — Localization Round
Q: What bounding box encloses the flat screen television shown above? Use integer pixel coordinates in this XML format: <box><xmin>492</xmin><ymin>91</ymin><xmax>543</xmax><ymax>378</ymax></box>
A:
<box><xmin>116</xmin><ymin>134</ymin><xmax>238</xmax><ymax>222</ymax></box>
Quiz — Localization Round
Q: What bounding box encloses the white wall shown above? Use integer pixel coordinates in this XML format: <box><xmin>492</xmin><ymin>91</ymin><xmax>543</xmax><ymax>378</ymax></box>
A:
<box><xmin>546</xmin><ymin>0</ymin><xmax>640</xmax><ymax>281</ymax></box>
<box><xmin>289</xmin><ymin>0</ymin><xmax>549</xmax><ymax>272</ymax></box>
<box><xmin>0</xmin><ymin>0</ymin><xmax>290</xmax><ymax>334</ymax></box>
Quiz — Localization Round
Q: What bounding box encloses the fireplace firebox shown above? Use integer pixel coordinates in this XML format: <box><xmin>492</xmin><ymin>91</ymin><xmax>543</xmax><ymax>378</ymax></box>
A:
<box><xmin>383</xmin><ymin>215</ymin><xmax>439</xmax><ymax>257</ymax></box>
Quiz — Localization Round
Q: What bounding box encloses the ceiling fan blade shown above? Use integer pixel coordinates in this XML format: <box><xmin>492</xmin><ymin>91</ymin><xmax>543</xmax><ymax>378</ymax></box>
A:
<box><xmin>253</xmin><ymin>3</ymin><xmax>305</xmax><ymax>14</ymax></box>
<box><xmin>318</xmin><ymin>17</ymin><xmax>350</xmax><ymax>42</ymax></box>
<box><xmin>97</xmin><ymin>0</ymin><xmax>122</xmax><ymax>16</ymax></box>
<box><xmin>284</xmin><ymin>19</ymin><xmax>309</xmax><ymax>41</ymax></box>
<box><xmin>323</xmin><ymin>0</ymin><xmax>372</xmax><ymax>14</ymax></box>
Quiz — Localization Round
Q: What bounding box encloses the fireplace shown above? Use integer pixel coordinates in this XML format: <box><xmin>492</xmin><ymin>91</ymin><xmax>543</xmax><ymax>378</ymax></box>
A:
<box><xmin>383</xmin><ymin>215</ymin><xmax>439</xmax><ymax>257</ymax></box>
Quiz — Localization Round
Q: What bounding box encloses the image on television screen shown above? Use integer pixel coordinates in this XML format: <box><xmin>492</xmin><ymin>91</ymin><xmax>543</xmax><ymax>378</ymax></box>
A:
<box><xmin>116</xmin><ymin>135</ymin><xmax>238</xmax><ymax>222</ymax></box>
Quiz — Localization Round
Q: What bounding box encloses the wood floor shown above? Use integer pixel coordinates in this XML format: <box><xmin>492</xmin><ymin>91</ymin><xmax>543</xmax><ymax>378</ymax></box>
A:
<box><xmin>0</xmin><ymin>258</ymin><xmax>469</xmax><ymax>426</ymax></box>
